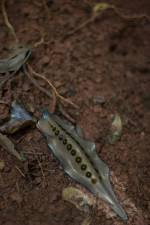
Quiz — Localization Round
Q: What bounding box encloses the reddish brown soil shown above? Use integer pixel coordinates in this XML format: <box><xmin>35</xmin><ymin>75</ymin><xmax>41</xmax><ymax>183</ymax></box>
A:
<box><xmin>0</xmin><ymin>1</ymin><xmax>150</xmax><ymax>225</ymax></box>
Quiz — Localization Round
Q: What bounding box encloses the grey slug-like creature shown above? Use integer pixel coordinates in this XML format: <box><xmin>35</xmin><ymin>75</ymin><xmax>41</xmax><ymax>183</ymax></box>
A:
<box><xmin>37</xmin><ymin>110</ymin><xmax>128</xmax><ymax>221</ymax></box>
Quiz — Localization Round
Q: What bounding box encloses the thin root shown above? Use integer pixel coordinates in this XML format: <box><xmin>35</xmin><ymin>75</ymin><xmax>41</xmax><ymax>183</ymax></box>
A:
<box><xmin>63</xmin><ymin>5</ymin><xmax>150</xmax><ymax>40</ymax></box>
<box><xmin>32</xmin><ymin>148</ymin><xmax>46</xmax><ymax>187</ymax></box>
<box><xmin>58</xmin><ymin>103</ymin><xmax>76</xmax><ymax>124</ymax></box>
<box><xmin>24</xmin><ymin>65</ymin><xmax>57</xmax><ymax>113</ymax></box>
<box><xmin>15</xmin><ymin>166</ymin><xmax>25</xmax><ymax>178</ymax></box>
<box><xmin>28</xmin><ymin>64</ymin><xmax>78</xmax><ymax>109</ymax></box>
<box><xmin>33</xmin><ymin>36</ymin><xmax>44</xmax><ymax>48</ymax></box>
<box><xmin>1</xmin><ymin>0</ymin><xmax>18</xmax><ymax>43</ymax></box>
<box><xmin>0</xmin><ymin>71</ymin><xmax>17</xmax><ymax>91</ymax></box>
<box><xmin>62</xmin><ymin>17</ymin><xmax>95</xmax><ymax>40</ymax></box>
<box><xmin>24</xmin><ymin>66</ymin><xmax>52</xmax><ymax>98</ymax></box>
<box><xmin>0</xmin><ymin>100</ymin><xmax>9</xmax><ymax>105</ymax></box>
<box><xmin>112</xmin><ymin>6</ymin><xmax>150</xmax><ymax>22</ymax></box>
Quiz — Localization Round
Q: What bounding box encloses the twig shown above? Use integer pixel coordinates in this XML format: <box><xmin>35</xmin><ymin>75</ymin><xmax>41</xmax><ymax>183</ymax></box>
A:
<box><xmin>22</xmin><ymin>151</ymin><xmax>46</xmax><ymax>155</ymax></box>
<box><xmin>63</xmin><ymin>4</ymin><xmax>150</xmax><ymax>40</ymax></box>
<box><xmin>0</xmin><ymin>100</ymin><xmax>9</xmax><ymax>105</ymax></box>
<box><xmin>16</xmin><ymin>182</ymin><xmax>20</xmax><ymax>193</ymax></box>
<box><xmin>24</xmin><ymin>66</ymin><xmax>52</xmax><ymax>98</ymax></box>
<box><xmin>32</xmin><ymin>148</ymin><xmax>46</xmax><ymax>186</ymax></box>
<box><xmin>58</xmin><ymin>103</ymin><xmax>76</xmax><ymax>124</ymax></box>
<box><xmin>32</xmin><ymin>27</ymin><xmax>45</xmax><ymax>48</ymax></box>
<box><xmin>42</xmin><ymin>0</ymin><xmax>51</xmax><ymax>22</ymax></box>
<box><xmin>62</xmin><ymin>16</ymin><xmax>96</xmax><ymax>40</ymax></box>
<box><xmin>50</xmin><ymin>87</ymin><xmax>57</xmax><ymax>113</ymax></box>
<box><xmin>1</xmin><ymin>0</ymin><xmax>18</xmax><ymax>43</ymax></box>
<box><xmin>113</xmin><ymin>6</ymin><xmax>150</xmax><ymax>22</ymax></box>
<box><xmin>24</xmin><ymin>65</ymin><xmax>57</xmax><ymax>113</ymax></box>
<box><xmin>33</xmin><ymin>36</ymin><xmax>44</xmax><ymax>48</ymax></box>
<box><xmin>28</xmin><ymin>64</ymin><xmax>78</xmax><ymax>109</ymax></box>
<box><xmin>0</xmin><ymin>71</ymin><xmax>17</xmax><ymax>92</ymax></box>
<box><xmin>15</xmin><ymin>165</ymin><xmax>25</xmax><ymax>178</ymax></box>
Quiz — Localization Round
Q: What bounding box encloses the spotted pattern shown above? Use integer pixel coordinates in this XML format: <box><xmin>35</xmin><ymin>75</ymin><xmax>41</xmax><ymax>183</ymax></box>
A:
<box><xmin>67</xmin><ymin>144</ymin><xmax>72</xmax><ymax>151</ymax></box>
<box><xmin>92</xmin><ymin>178</ymin><xmax>97</xmax><ymax>184</ymax></box>
<box><xmin>76</xmin><ymin>156</ymin><xmax>82</xmax><ymax>163</ymax></box>
<box><xmin>50</xmin><ymin>122</ymin><xmax>97</xmax><ymax>184</ymax></box>
<box><xmin>81</xmin><ymin>164</ymin><xmax>87</xmax><ymax>170</ymax></box>
<box><xmin>86</xmin><ymin>171</ymin><xmax>92</xmax><ymax>178</ymax></box>
<box><xmin>53</xmin><ymin>127</ymin><xmax>56</xmax><ymax>132</ymax></box>
<box><xmin>71</xmin><ymin>149</ymin><xmax>76</xmax><ymax>156</ymax></box>
<box><xmin>63</xmin><ymin>139</ymin><xmax>67</xmax><ymax>145</ymax></box>
<box><xmin>55</xmin><ymin>130</ymin><xmax>59</xmax><ymax>135</ymax></box>
<box><xmin>58</xmin><ymin>134</ymin><xmax>63</xmax><ymax>140</ymax></box>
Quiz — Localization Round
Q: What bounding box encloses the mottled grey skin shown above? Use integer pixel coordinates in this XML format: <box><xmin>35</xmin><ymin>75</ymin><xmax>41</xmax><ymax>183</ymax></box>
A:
<box><xmin>37</xmin><ymin>110</ymin><xmax>128</xmax><ymax>221</ymax></box>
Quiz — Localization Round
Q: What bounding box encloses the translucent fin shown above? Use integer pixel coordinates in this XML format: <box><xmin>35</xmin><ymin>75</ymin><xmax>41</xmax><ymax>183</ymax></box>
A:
<box><xmin>0</xmin><ymin>101</ymin><xmax>35</xmax><ymax>134</ymax></box>
<box><xmin>75</xmin><ymin>125</ymin><xmax>84</xmax><ymax>138</ymax></box>
<box><xmin>11</xmin><ymin>101</ymin><xmax>33</xmax><ymax>121</ymax></box>
<box><xmin>37</xmin><ymin>118</ymin><xmax>55</xmax><ymax>139</ymax></box>
<box><xmin>43</xmin><ymin>110</ymin><xmax>75</xmax><ymax>133</ymax></box>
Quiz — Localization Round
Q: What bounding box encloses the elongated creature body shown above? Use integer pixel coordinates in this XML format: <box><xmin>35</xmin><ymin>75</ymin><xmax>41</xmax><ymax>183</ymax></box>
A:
<box><xmin>37</xmin><ymin>110</ymin><xmax>128</xmax><ymax>221</ymax></box>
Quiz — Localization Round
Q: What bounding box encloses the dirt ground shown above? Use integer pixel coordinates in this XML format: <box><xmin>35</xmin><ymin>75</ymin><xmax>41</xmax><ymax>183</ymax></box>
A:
<box><xmin>0</xmin><ymin>0</ymin><xmax>150</xmax><ymax>225</ymax></box>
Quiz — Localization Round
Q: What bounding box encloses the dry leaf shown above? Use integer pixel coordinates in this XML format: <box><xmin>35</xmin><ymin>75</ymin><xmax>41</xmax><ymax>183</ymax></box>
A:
<box><xmin>62</xmin><ymin>186</ymin><xmax>95</xmax><ymax>213</ymax></box>
<box><xmin>108</xmin><ymin>114</ymin><xmax>122</xmax><ymax>144</ymax></box>
<box><xmin>81</xmin><ymin>215</ymin><xmax>92</xmax><ymax>225</ymax></box>
<box><xmin>0</xmin><ymin>101</ymin><xmax>36</xmax><ymax>134</ymax></box>
<box><xmin>0</xmin><ymin>45</ymin><xmax>31</xmax><ymax>73</ymax></box>
<box><xmin>0</xmin><ymin>132</ymin><xmax>24</xmax><ymax>161</ymax></box>
<box><xmin>93</xmin><ymin>3</ymin><xmax>112</xmax><ymax>14</ymax></box>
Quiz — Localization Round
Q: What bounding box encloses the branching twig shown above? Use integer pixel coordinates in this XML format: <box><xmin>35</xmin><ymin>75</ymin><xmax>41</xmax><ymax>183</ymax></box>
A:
<box><xmin>24</xmin><ymin>66</ymin><xmax>52</xmax><ymax>98</ymax></box>
<box><xmin>1</xmin><ymin>0</ymin><xmax>18</xmax><ymax>43</ymax></box>
<box><xmin>112</xmin><ymin>6</ymin><xmax>150</xmax><ymax>22</ymax></box>
<box><xmin>32</xmin><ymin>148</ymin><xmax>46</xmax><ymax>187</ymax></box>
<box><xmin>63</xmin><ymin>4</ymin><xmax>150</xmax><ymax>40</ymax></box>
<box><xmin>62</xmin><ymin>16</ymin><xmax>96</xmax><ymax>40</ymax></box>
<box><xmin>0</xmin><ymin>71</ymin><xmax>17</xmax><ymax>91</ymax></box>
<box><xmin>15</xmin><ymin>165</ymin><xmax>25</xmax><ymax>178</ymax></box>
<box><xmin>1</xmin><ymin>0</ymin><xmax>78</xmax><ymax>114</ymax></box>
<box><xmin>58</xmin><ymin>103</ymin><xmax>76</xmax><ymax>124</ymax></box>
<box><xmin>28</xmin><ymin>64</ymin><xmax>78</xmax><ymax>109</ymax></box>
<box><xmin>24</xmin><ymin>65</ymin><xmax>57</xmax><ymax>113</ymax></box>
<box><xmin>33</xmin><ymin>36</ymin><xmax>44</xmax><ymax>48</ymax></box>
<box><xmin>0</xmin><ymin>100</ymin><xmax>9</xmax><ymax>105</ymax></box>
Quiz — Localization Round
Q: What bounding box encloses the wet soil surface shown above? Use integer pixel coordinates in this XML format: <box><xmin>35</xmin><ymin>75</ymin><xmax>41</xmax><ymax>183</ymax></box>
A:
<box><xmin>0</xmin><ymin>0</ymin><xmax>150</xmax><ymax>225</ymax></box>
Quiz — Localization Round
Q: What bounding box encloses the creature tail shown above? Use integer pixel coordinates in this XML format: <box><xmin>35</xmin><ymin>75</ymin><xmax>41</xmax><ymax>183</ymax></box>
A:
<box><xmin>97</xmin><ymin>180</ymin><xmax>128</xmax><ymax>221</ymax></box>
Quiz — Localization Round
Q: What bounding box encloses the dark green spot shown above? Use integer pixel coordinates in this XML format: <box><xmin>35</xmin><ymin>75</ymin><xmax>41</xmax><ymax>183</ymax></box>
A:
<box><xmin>55</xmin><ymin>130</ymin><xmax>59</xmax><ymax>135</ymax></box>
<box><xmin>92</xmin><ymin>178</ymin><xmax>97</xmax><ymax>184</ymax></box>
<box><xmin>86</xmin><ymin>171</ymin><xmax>92</xmax><ymax>178</ymax></box>
<box><xmin>63</xmin><ymin>139</ymin><xmax>67</xmax><ymax>145</ymax></box>
<box><xmin>53</xmin><ymin>127</ymin><xmax>56</xmax><ymax>132</ymax></box>
<box><xmin>58</xmin><ymin>134</ymin><xmax>63</xmax><ymax>140</ymax></box>
<box><xmin>95</xmin><ymin>169</ymin><xmax>99</xmax><ymax>174</ymax></box>
<box><xmin>76</xmin><ymin>157</ymin><xmax>82</xmax><ymax>163</ymax></box>
<box><xmin>67</xmin><ymin>144</ymin><xmax>72</xmax><ymax>151</ymax></box>
<box><xmin>81</xmin><ymin>164</ymin><xmax>87</xmax><ymax>170</ymax></box>
<box><xmin>71</xmin><ymin>149</ymin><xmax>76</xmax><ymax>156</ymax></box>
